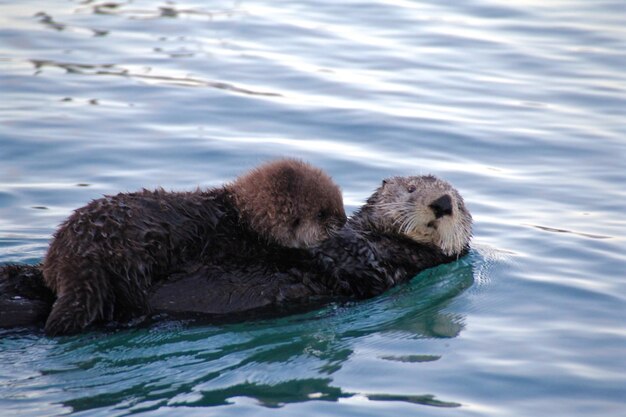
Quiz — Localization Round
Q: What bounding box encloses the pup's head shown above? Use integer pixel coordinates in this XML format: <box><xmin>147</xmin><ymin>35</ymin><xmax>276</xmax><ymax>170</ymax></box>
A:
<box><xmin>230</xmin><ymin>159</ymin><xmax>347</xmax><ymax>248</ymax></box>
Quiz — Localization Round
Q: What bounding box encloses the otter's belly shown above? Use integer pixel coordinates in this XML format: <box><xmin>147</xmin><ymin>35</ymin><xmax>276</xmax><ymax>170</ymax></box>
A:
<box><xmin>149</xmin><ymin>263</ymin><xmax>317</xmax><ymax>317</ymax></box>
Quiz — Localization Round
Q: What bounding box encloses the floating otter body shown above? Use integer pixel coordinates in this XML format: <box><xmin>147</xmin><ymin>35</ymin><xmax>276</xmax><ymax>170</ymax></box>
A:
<box><xmin>39</xmin><ymin>159</ymin><xmax>346</xmax><ymax>335</ymax></box>
<box><xmin>0</xmin><ymin>175</ymin><xmax>471</xmax><ymax>330</ymax></box>
<box><xmin>150</xmin><ymin>174</ymin><xmax>472</xmax><ymax>317</ymax></box>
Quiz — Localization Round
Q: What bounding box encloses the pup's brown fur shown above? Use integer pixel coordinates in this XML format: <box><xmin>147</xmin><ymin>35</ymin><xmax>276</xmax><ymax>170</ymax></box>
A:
<box><xmin>231</xmin><ymin>159</ymin><xmax>345</xmax><ymax>248</ymax></box>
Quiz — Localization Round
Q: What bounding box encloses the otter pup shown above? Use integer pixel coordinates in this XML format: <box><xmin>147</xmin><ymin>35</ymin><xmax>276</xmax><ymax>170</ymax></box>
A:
<box><xmin>0</xmin><ymin>175</ymin><xmax>471</xmax><ymax>330</ymax></box>
<box><xmin>149</xmin><ymin>174</ymin><xmax>472</xmax><ymax>316</ymax></box>
<box><xmin>41</xmin><ymin>159</ymin><xmax>346</xmax><ymax>336</ymax></box>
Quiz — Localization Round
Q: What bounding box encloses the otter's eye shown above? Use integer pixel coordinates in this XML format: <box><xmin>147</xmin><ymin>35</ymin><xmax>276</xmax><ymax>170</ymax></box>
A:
<box><xmin>407</xmin><ymin>185</ymin><xmax>416</xmax><ymax>193</ymax></box>
<box><xmin>317</xmin><ymin>210</ymin><xmax>328</xmax><ymax>220</ymax></box>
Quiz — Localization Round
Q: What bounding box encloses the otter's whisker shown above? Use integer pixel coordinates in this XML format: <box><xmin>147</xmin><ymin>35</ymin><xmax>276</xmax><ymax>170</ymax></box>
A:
<box><xmin>376</xmin><ymin>202</ymin><xmax>409</xmax><ymax>207</ymax></box>
<box><xmin>392</xmin><ymin>213</ymin><xmax>413</xmax><ymax>230</ymax></box>
<box><xmin>402</xmin><ymin>214</ymin><xmax>420</xmax><ymax>235</ymax></box>
<box><xmin>400</xmin><ymin>216</ymin><xmax>413</xmax><ymax>234</ymax></box>
<box><xmin>398</xmin><ymin>214</ymin><xmax>415</xmax><ymax>233</ymax></box>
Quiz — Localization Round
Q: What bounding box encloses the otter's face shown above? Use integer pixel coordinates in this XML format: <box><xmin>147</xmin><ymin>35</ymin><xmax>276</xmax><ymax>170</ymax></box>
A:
<box><xmin>231</xmin><ymin>159</ymin><xmax>347</xmax><ymax>248</ymax></box>
<box><xmin>285</xmin><ymin>186</ymin><xmax>347</xmax><ymax>248</ymax></box>
<box><xmin>365</xmin><ymin>175</ymin><xmax>472</xmax><ymax>256</ymax></box>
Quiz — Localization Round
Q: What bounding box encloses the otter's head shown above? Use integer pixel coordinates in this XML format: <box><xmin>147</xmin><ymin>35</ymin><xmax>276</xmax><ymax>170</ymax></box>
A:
<box><xmin>358</xmin><ymin>175</ymin><xmax>472</xmax><ymax>256</ymax></box>
<box><xmin>229</xmin><ymin>159</ymin><xmax>347</xmax><ymax>248</ymax></box>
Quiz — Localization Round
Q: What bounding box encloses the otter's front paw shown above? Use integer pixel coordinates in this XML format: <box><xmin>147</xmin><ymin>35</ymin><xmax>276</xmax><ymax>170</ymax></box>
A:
<box><xmin>44</xmin><ymin>296</ymin><xmax>96</xmax><ymax>336</ymax></box>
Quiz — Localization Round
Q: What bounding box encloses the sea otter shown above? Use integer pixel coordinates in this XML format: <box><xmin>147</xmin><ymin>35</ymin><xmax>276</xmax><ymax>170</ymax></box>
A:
<box><xmin>40</xmin><ymin>159</ymin><xmax>346</xmax><ymax>336</ymax></box>
<box><xmin>149</xmin><ymin>174</ymin><xmax>472</xmax><ymax>317</ymax></box>
<box><xmin>0</xmin><ymin>174</ymin><xmax>471</xmax><ymax>331</ymax></box>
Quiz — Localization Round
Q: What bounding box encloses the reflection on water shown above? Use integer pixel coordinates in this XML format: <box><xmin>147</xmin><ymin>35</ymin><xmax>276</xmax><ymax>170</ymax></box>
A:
<box><xmin>34</xmin><ymin>11</ymin><xmax>109</xmax><ymax>36</ymax></box>
<box><xmin>86</xmin><ymin>2</ymin><xmax>242</xmax><ymax>20</ymax></box>
<box><xmin>0</xmin><ymin>260</ymin><xmax>474</xmax><ymax>414</ymax></box>
<box><xmin>29</xmin><ymin>59</ymin><xmax>282</xmax><ymax>95</ymax></box>
<box><xmin>1</xmin><ymin>0</ymin><xmax>625</xmax><ymax>416</ymax></box>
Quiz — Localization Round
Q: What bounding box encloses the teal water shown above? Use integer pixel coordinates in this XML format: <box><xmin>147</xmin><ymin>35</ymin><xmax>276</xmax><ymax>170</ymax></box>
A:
<box><xmin>1</xmin><ymin>1</ymin><xmax>625</xmax><ymax>416</ymax></box>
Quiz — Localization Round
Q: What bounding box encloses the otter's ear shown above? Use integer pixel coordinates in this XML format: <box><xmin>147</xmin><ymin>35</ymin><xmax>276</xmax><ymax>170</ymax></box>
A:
<box><xmin>382</xmin><ymin>179</ymin><xmax>388</xmax><ymax>187</ymax></box>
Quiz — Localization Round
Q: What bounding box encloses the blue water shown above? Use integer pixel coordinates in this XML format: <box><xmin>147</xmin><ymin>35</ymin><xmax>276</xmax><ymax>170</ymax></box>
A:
<box><xmin>1</xmin><ymin>0</ymin><xmax>625</xmax><ymax>416</ymax></box>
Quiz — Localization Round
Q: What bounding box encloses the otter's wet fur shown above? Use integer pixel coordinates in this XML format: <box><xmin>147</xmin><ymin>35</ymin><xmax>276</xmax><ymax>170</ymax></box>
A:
<box><xmin>40</xmin><ymin>159</ymin><xmax>346</xmax><ymax>336</ymax></box>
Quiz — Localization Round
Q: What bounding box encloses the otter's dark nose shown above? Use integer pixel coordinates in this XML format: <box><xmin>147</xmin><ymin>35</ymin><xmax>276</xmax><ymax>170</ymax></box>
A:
<box><xmin>429</xmin><ymin>194</ymin><xmax>453</xmax><ymax>218</ymax></box>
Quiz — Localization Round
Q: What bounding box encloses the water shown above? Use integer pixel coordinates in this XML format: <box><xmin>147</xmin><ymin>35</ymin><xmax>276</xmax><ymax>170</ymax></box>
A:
<box><xmin>1</xmin><ymin>0</ymin><xmax>625</xmax><ymax>416</ymax></box>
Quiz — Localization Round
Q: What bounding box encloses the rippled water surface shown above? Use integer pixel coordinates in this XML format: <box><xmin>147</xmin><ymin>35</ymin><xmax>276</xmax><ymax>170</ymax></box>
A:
<box><xmin>1</xmin><ymin>1</ymin><xmax>625</xmax><ymax>416</ymax></box>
